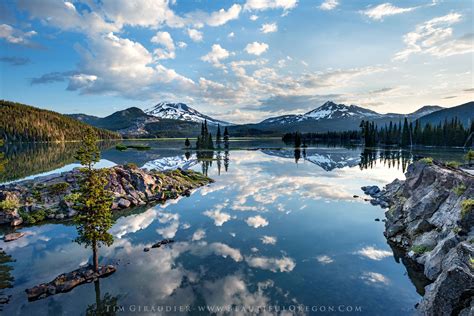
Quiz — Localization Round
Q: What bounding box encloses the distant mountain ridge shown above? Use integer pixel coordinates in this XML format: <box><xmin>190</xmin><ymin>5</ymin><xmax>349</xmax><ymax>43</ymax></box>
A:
<box><xmin>65</xmin><ymin>100</ymin><xmax>472</xmax><ymax>138</ymax></box>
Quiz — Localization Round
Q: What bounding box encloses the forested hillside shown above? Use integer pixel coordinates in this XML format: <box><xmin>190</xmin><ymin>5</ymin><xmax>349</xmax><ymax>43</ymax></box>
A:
<box><xmin>0</xmin><ymin>100</ymin><xmax>120</xmax><ymax>142</ymax></box>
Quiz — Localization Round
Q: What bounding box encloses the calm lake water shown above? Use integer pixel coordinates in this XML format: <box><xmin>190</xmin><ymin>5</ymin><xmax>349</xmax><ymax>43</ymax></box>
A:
<box><xmin>0</xmin><ymin>140</ymin><xmax>468</xmax><ymax>315</ymax></box>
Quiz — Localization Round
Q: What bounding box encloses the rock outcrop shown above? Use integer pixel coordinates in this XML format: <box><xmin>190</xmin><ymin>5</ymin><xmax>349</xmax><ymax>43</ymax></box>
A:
<box><xmin>0</xmin><ymin>165</ymin><xmax>212</xmax><ymax>226</ymax></box>
<box><xmin>25</xmin><ymin>265</ymin><xmax>116</xmax><ymax>301</ymax></box>
<box><xmin>365</xmin><ymin>160</ymin><xmax>474</xmax><ymax>315</ymax></box>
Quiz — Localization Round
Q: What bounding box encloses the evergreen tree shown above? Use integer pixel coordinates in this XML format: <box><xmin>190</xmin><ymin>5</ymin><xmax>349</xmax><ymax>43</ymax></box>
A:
<box><xmin>401</xmin><ymin>117</ymin><xmax>411</xmax><ymax>147</ymax></box>
<box><xmin>223</xmin><ymin>127</ymin><xmax>230</xmax><ymax>149</ymax></box>
<box><xmin>216</xmin><ymin>124</ymin><xmax>222</xmax><ymax>148</ymax></box>
<box><xmin>184</xmin><ymin>138</ymin><xmax>190</xmax><ymax>148</ymax></box>
<box><xmin>74</xmin><ymin>129</ymin><xmax>114</xmax><ymax>273</ymax></box>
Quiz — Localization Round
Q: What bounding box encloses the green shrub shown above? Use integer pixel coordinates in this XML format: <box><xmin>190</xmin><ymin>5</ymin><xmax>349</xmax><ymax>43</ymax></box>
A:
<box><xmin>446</xmin><ymin>161</ymin><xmax>460</xmax><ymax>168</ymax></box>
<box><xmin>419</xmin><ymin>157</ymin><xmax>433</xmax><ymax>165</ymax></box>
<box><xmin>454</xmin><ymin>184</ymin><xmax>467</xmax><ymax>196</ymax></box>
<box><xmin>411</xmin><ymin>244</ymin><xmax>433</xmax><ymax>254</ymax></box>
<box><xmin>48</xmin><ymin>182</ymin><xmax>70</xmax><ymax>195</ymax></box>
<box><xmin>64</xmin><ymin>192</ymin><xmax>81</xmax><ymax>203</ymax></box>
<box><xmin>461</xmin><ymin>199</ymin><xmax>474</xmax><ymax>219</ymax></box>
<box><xmin>0</xmin><ymin>199</ymin><xmax>19</xmax><ymax>212</ymax></box>
<box><xmin>126</xmin><ymin>145</ymin><xmax>151</xmax><ymax>151</ymax></box>
<box><xmin>452</xmin><ymin>226</ymin><xmax>462</xmax><ymax>234</ymax></box>
<box><xmin>19</xmin><ymin>209</ymin><xmax>47</xmax><ymax>224</ymax></box>
<box><xmin>115</xmin><ymin>144</ymin><xmax>128</xmax><ymax>151</ymax></box>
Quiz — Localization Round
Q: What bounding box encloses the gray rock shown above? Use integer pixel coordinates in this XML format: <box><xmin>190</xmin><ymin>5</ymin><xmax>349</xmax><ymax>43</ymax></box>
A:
<box><xmin>117</xmin><ymin>198</ymin><xmax>131</xmax><ymax>209</ymax></box>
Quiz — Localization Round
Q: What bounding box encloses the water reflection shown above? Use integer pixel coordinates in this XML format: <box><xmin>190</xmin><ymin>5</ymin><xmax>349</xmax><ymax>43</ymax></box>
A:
<box><xmin>0</xmin><ymin>142</ymin><xmax>468</xmax><ymax>315</ymax></box>
<box><xmin>85</xmin><ymin>280</ymin><xmax>119</xmax><ymax>316</ymax></box>
<box><xmin>359</xmin><ymin>148</ymin><xmax>412</xmax><ymax>172</ymax></box>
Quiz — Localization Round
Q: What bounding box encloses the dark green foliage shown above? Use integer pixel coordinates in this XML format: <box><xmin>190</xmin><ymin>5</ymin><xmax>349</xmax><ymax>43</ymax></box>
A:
<box><xmin>48</xmin><ymin>182</ymin><xmax>70</xmax><ymax>195</ymax></box>
<box><xmin>125</xmin><ymin>145</ymin><xmax>151</xmax><ymax>151</ymax></box>
<box><xmin>0</xmin><ymin>249</ymin><xmax>15</xmax><ymax>291</ymax></box>
<box><xmin>19</xmin><ymin>209</ymin><xmax>47</xmax><ymax>224</ymax></box>
<box><xmin>465</xmin><ymin>150</ymin><xmax>474</xmax><ymax>166</ymax></box>
<box><xmin>196</xmin><ymin>120</ymin><xmax>214</xmax><ymax>150</ymax></box>
<box><xmin>359</xmin><ymin>117</ymin><xmax>472</xmax><ymax>147</ymax></box>
<box><xmin>216</xmin><ymin>124</ymin><xmax>222</xmax><ymax>148</ymax></box>
<box><xmin>184</xmin><ymin>138</ymin><xmax>191</xmax><ymax>148</ymax></box>
<box><xmin>282</xmin><ymin>130</ymin><xmax>361</xmax><ymax>144</ymax></box>
<box><xmin>115</xmin><ymin>144</ymin><xmax>127</xmax><ymax>151</ymax></box>
<box><xmin>0</xmin><ymin>100</ymin><xmax>120</xmax><ymax>142</ymax></box>
<box><xmin>223</xmin><ymin>127</ymin><xmax>229</xmax><ymax>149</ymax></box>
<box><xmin>73</xmin><ymin>131</ymin><xmax>114</xmax><ymax>272</ymax></box>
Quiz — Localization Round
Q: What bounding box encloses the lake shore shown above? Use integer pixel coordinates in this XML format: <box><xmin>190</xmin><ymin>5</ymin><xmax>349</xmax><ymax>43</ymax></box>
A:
<box><xmin>365</xmin><ymin>160</ymin><xmax>473</xmax><ymax>315</ymax></box>
<box><xmin>0</xmin><ymin>165</ymin><xmax>213</xmax><ymax>228</ymax></box>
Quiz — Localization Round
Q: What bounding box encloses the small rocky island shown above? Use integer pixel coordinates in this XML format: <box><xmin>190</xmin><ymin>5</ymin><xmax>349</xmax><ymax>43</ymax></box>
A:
<box><xmin>363</xmin><ymin>160</ymin><xmax>473</xmax><ymax>315</ymax></box>
<box><xmin>0</xmin><ymin>164</ymin><xmax>213</xmax><ymax>227</ymax></box>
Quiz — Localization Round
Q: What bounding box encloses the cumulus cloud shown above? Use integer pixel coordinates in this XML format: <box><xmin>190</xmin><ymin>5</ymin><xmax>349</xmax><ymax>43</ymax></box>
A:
<box><xmin>192</xmin><ymin>229</ymin><xmax>206</xmax><ymax>241</ymax></box>
<box><xmin>245</xmin><ymin>215</ymin><xmax>268</xmax><ymax>228</ymax></box>
<box><xmin>245</xmin><ymin>256</ymin><xmax>296</xmax><ymax>272</ymax></box>
<box><xmin>187</xmin><ymin>28</ymin><xmax>203</xmax><ymax>42</ymax></box>
<box><xmin>360</xmin><ymin>272</ymin><xmax>390</xmax><ymax>285</ymax></box>
<box><xmin>187</xmin><ymin>4</ymin><xmax>242</xmax><ymax>27</ymax></box>
<box><xmin>250</xmin><ymin>14</ymin><xmax>259</xmax><ymax>21</ymax></box>
<box><xmin>203</xmin><ymin>205</ymin><xmax>233</xmax><ymax>226</ymax></box>
<box><xmin>362</xmin><ymin>3</ymin><xmax>418</xmax><ymax>21</ymax></box>
<box><xmin>245</xmin><ymin>41</ymin><xmax>269</xmax><ymax>55</ymax></box>
<box><xmin>355</xmin><ymin>246</ymin><xmax>393</xmax><ymax>261</ymax></box>
<box><xmin>151</xmin><ymin>31</ymin><xmax>176</xmax><ymax>60</ymax></box>
<box><xmin>260</xmin><ymin>235</ymin><xmax>277</xmax><ymax>245</ymax></box>
<box><xmin>201</xmin><ymin>44</ymin><xmax>231</xmax><ymax>68</ymax></box>
<box><xmin>319</xmin><ymin>0</ymin><xmax>339</xmax><ymax>11</ymax></box>
<box><xmin>394</xmin><ymin>13</ymin><xmax>472</xmax><ymax>61</ymax></box>
<box><xmin>0</xmin><ymin>24</ymin><xmax>37</xmax><ymax>46</ymax></box>
<box><xmin>260</xmin><ymin>22</ymin><xmax>278</xmax><ymax>33</ymax></box>
<box><xmin>316</xmin><ymin>255</ymin><xmax>334</xmax><ymax>264</ymax></box>
<box><xmin>244</xmin><ymin>0</ymin><xmax>298</xmax><ymax>11</ymax></box>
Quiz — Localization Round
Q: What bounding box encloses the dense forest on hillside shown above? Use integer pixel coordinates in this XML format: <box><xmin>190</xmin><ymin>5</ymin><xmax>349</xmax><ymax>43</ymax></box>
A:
<box><xmin>0</xmin><ymin>100</ymin><xmax>121</xmax><ymax>142</ymax></box>
<box><xmin>283</xmin><ymin>117</ymin><xmax>474</xmax><ymax>148</ymax></box>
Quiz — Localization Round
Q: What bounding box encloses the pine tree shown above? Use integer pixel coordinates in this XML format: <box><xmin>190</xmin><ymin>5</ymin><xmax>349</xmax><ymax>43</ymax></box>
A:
<box><xmin>184</xmin><ymin>138</ymin><xmax>190</xmax><ymax>148</ymax></box>
<box><xmin>74</xmin><ymin>129</ymin><xmax>114</xmax><ymax>273</ymax></box>
<box><xmin>216</xmin><ymin>124</ymin><xmax>222</xmax><ymax>148</ymax></box>
<box><xmin>223</xmin><ymin>127</ymin><xmax>229</xmax><ymax>149</ymax></box>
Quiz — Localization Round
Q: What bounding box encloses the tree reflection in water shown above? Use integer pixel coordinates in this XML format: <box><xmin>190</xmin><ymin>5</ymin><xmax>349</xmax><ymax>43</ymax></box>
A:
<box><xmin>359</xmin><ymin>148</ymin><xmax>412</xmax><ymax>172</ymax></box>
<box><xmin>85</xmin><ymin>280</ymin><xmax>119</xmax><ymax>316</ymax></box>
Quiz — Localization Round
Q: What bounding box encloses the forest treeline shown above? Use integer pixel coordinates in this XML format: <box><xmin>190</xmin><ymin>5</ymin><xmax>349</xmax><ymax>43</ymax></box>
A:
<box><xmin>0</xmin><ymin>100</ymin><xmax>121</xmax><ymax>142</ymax></box>
<box><xmin>283</xmin><ymin>117</ymin><xmax>474</xmax><ymax>147</ymax></box>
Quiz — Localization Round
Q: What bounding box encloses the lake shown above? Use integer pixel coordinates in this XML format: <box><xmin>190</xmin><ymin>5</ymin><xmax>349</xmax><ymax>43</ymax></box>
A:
<box><xmin>0</xmin><ymin>140</ymin><xmax>468</xmax><ymax>315</ymax></box>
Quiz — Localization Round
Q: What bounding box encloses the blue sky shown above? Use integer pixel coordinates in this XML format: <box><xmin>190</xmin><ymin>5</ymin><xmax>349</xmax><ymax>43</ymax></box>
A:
<box><xmin>0</xmin><ymin>0</ymin><xmax>472</xmax><ymax>123</ymax></box>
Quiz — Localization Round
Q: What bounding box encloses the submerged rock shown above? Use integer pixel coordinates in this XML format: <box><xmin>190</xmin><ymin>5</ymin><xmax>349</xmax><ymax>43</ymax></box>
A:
<box><xmin>3</xmin><ymin>232</ymin><xmax>25</xmax><ymax>242</ymax></box>
<box><xmin>151</xmin><ymin>239</ymin><xmax>174</xmax><ymax>249</ymax></box>
<box><xmin>369</xmin><ymin>160</ymin><xmax>474</xmax><ymax>315</ymax></box>
<box><xmin>0</xmin><ymin>166</ymin><xmax>213</xmax><ymax>226</ymax></box>
<box><xmin>25</xmin><ymin>265</ymin><xmax>116</xmax><ymax>301</ymax></box>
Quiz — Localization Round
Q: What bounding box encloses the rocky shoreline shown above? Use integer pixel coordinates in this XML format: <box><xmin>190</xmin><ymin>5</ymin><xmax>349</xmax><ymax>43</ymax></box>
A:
<box><xmin>0</xmin><ymin>164</ymin><xmax>213</xmax><ymax>228</ymax></box>
<box><xmin>363</xmin><ymin>160</ymin><xmax>474</xmax><ymax>315</ymax></box>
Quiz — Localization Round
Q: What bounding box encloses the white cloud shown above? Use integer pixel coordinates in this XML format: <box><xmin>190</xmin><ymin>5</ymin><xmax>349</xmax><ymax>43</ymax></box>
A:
<box><xmin>200</xmin><ymin>4</ymin><xmax>242</xmax><ymax>27</ymax></box>
<box><xmin>250</xmin><ymin>14</ymin><xmax>259</xmax><ymax>21</ymax></box>
<box><xmin>245</xmin><ymin>256</ymin><xmax>296</xmax><ymax>272</ymax></box>
<box><xmin>203</xmin><ymin>209</ymin><xmax>232</xmax><ymax>226</ymax></box>
<box><xmin>0</xmin><ymin>24</ymin><xmax>37</xmax><ymax>46</ymax></box>
<box><xmin>360</xmin><ymin>272</ymin><xmax>390</xmax><ymax>285</ymax></box>
<box><xmin>228</xmin><ymin>32</ymin><xmax>235</xmax><ymax>38</ymax></box>
<box><xmin>362</xmin><ymin>3</ymin><xmax>417</xmax><ymax>21</ymax></box>
<box><xmin>151</xmin><ymin>31</ymin><xmax>176</xmax><ymax>60</ymax></box>
<box><xmin>245</xmin><ymin>41</ymin><xmax>269</xmax><ymax>55</ymax></box>
<box><xmin>187</xmin><ymin>28</ymin><xmax>203</xmax><ymax>42</ymax></box>
<box><xmin>355</xmin><ymin>246</ymin><xmax>393</xmax><ymax>260</ymax></box>
<box><xmin>244</xmin><ymin>0</ymin><xmax>298</xmax><ymax>11</ymax></box>
<box><xmin>260</xmin><ymin>22</ymin><xmax>278</xmax><ymax>33</ymax></box>
<box><xmin>177</xmin><ymin>41</ymin><xmax>187</xmax><ymax>48</ymax></box>
<box><xmin>319</xmin><ymin>0</ymin><xmax>339</xmax><ymax>11</ymax></box>
<box><xmin>201</xmin><ymin>44</ymin><xmax>231</xmax><ymax>68</ymax></box>
<box><xmin>316</xmin><ymin>255</ymin><xmax>334</xmax><ymax>264</ymax></box>
<box><xmin>192</xmin><ymin>229</ymin><xmax>206</xmax><ymax>241</ymax></box>
<box><xmin>245</xmin><ymin>215</ymin><xmax>268</xmax><ymax>228</ymax></box>
<box><xmin>394</xmin><ymin>13</ymin><xmax>471</xmax><ymax>61</ymax></box>
<box><xmin>260</xmin><ymin>235</ymin><xmax>277</xmax><ymax>245</ymax></box>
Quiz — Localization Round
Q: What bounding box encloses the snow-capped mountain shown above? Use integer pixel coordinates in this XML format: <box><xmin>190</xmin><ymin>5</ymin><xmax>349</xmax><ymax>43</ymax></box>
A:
<box><xmin>142</xmin><ymin>155</ymin><xmax>199</xmax><ymax>171</ymax></box>
<box><xmin>145</xmin><ymin>102</ymin><xmax>230</xmax><ymax>126</ymax></box>
<box><xmin>260</xmin><ymin>101</ymin><xmax>381</xmax><ymax>125</ymax></box>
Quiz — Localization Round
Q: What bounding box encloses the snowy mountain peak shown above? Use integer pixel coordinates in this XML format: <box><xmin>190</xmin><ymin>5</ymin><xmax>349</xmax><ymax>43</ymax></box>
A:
<box><xmin>145</xmin><ymin>102</ymin><xmax>230</xmax><ymax>125</ymax></box>
<box><xmin>303</xmin><ymin>101</ymin><xmax>380</xmax><ymax>120</ymax></box>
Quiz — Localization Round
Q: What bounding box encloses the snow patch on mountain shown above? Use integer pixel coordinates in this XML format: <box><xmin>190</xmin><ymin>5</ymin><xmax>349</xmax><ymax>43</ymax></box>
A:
<box><xmin>145</xmin><ymin>102</ymin><xmax>230</xmax><ymax>126</ymax></box>
<box><xmin>142</xmin><ymin>155</ymin><xmax>198</xmax><ymax>171</ymax></box>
